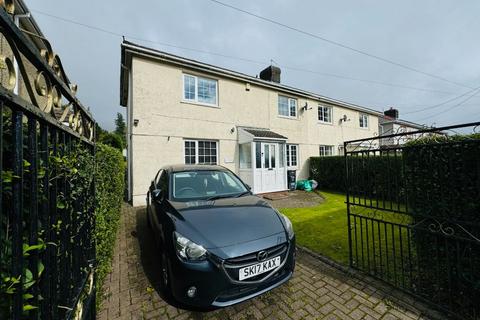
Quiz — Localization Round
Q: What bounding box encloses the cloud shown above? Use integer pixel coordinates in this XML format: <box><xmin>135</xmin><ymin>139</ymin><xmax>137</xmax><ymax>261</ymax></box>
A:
<box><xmin>31</xmin><ymin>0</ymin><xmax>480</xmax><ymax>129</ymax></box>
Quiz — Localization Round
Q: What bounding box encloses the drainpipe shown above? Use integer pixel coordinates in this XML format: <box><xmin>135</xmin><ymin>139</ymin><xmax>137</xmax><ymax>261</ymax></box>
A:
<box><xmin>13</xmin><ymin>12</ymin><xmax>31</xmax><ymax>95</ymax></box>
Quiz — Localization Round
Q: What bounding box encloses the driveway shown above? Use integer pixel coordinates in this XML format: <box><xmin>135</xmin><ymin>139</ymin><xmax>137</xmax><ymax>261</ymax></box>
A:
<box><xmin>98</xmin><ymin>205</ymin><xmax>438</xmax><ymax>320</ymax></box>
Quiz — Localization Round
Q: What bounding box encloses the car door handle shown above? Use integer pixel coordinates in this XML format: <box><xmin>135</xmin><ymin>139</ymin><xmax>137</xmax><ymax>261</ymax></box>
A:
<box><xmin>268</xmin><ymin>168</ymin><xmax>273</xmax><ymax>171</ymax></box>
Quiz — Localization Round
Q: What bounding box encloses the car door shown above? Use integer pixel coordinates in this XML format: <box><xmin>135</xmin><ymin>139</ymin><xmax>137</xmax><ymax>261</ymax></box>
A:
<box><xmin>151</xmin><ymin>170</ymin><xmax>169</xmax><ymax>242</ymax></box>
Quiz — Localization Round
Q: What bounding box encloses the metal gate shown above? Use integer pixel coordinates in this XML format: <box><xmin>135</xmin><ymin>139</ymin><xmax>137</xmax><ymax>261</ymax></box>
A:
<box><xmin>344</xmin><ymin>122</ymin><xmax>480</xmax><ymax>319</ymax></box>
<box><xmin>0</xmin><ymin>3</ymin><xmax>96</xmax><ymax>319</ymax></box>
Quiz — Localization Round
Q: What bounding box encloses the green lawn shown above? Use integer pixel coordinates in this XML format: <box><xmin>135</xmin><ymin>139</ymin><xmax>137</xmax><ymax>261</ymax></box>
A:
<box><xmin>280</xmin><ymin>191</ymin><xmax>350</xmax><ymax>265</ymax></box>
<box><xmin>281</xmin><ymin>190</ymin><xmax>414</xmax><ymax>285</ymax></box>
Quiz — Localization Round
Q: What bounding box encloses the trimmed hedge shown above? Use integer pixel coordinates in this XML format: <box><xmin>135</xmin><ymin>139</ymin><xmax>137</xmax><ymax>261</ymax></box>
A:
<box><xmin>95</xmin><ymin>143</ymin><xmax>125</xmax><ymax>304</ymax></box>
<box><xmin>309</xmin><ymin>156</ymin><xmax>346</xmax><ymax>192</ymax></box>
<box><xmin>309</xmin><ymin>155</ymin><xmax>403</xmax><ymax>202</ymax></box>
<box><xmin>404</xmin><ymin>134</ymin><xmax>480</xmax><ymax>316</ymax></box>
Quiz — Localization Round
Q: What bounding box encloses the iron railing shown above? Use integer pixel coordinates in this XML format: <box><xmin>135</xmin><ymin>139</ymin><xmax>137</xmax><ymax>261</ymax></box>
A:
<box><xmin>0</xmin><ymin>2</ymin><xmax>96</xmax><ymax>319</ymax></box>
<box><xmin>345</xmin><ymin>122</ymin><xmax>480</xmax><ymax>319</ymax></box>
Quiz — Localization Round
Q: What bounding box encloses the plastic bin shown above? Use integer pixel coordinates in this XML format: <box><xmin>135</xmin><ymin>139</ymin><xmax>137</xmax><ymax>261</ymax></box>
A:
<box><xmin>287</xmin><ymin>170</ymin><xmax>296</xmax><ymax>191</ymax></box>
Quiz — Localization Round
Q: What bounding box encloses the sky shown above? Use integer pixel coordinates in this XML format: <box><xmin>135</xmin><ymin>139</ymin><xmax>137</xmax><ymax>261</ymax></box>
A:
<box><xmin>28</xmin><ymin>0</ymin><xmax>480</xmax><ymax>131</ymax></box>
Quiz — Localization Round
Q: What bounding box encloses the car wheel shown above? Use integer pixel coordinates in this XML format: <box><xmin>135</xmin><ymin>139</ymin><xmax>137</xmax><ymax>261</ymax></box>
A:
<box><xmin>161</xmin><ymin>250</ymin><xmax>172</xmax><ymax>296</ymax></box>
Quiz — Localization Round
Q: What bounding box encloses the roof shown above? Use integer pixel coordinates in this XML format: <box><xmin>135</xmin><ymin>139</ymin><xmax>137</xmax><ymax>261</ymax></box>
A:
<box><xmin>242</xmin><ymin>128</ymin><xmax>288</xmax><ymax>140</ymax></box>
<box><xmin>165</xmin><ymin>164</ymin><xmax>229</xmax><ymax>173</ymax></box>
<box><xmin>381</xmin><ymin>117</ymin><xmax>427</xmax><ymax>130</ymax></box>
<box><xmin>119</xmin><ymin>41</ymin><xmax>384</xmax><ymax>116</ymax></box>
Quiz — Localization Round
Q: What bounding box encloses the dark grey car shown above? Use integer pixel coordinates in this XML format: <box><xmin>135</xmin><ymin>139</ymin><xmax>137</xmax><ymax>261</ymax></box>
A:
<box><xmin>146</xmin><ymin>165</ymin><xmax>296</xmax><ymax>307</ymax></box>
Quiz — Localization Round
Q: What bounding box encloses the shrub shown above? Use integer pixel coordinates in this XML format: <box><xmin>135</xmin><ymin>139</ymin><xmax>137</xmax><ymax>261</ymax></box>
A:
<box><xmin>309</xmin><ymin>155</ymin><xmax>403</xmax><ymax>202</ymax></box>
<box><xmin>95</xmin><ymin>143</ymin><xmax>125</xmax><ymax>304</ymax></box>
<box><xmin>404</xmin><ymin>134</ymin><xmax>480</xmax><ymax>316</ymax></box>
<box><xmin>99</xmin><ymin>132</ymin><xmax>124</xmax><ymax>150</ymax></box>
<box><xmin>309</xmin><ymin>156</ymin><xmax>346</xmax><ymax>192</ymax></box>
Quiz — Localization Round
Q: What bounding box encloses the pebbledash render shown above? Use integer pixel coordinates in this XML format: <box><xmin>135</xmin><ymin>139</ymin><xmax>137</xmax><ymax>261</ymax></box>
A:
<box><xmin>121</xmin><ymin>41</ymin><xmax>394</xmax><ymax>206</ymax></box>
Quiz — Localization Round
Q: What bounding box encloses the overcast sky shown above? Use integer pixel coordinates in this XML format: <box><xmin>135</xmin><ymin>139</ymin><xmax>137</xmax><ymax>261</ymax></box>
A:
<box><xmin>29</xmin><ymin>0</ymin><xmax>480</xmax><ymax>130</ymax></box>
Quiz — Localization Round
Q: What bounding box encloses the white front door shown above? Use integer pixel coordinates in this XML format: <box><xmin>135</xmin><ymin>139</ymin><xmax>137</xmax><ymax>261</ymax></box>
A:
<box><xmin>253</xmin><ymin>142</ymin><xmax>286</xmax><ymax>193</ymax></box>
<box><xmin>261</xmin><ymin>143</ymin><xmax>277</xmax><ymax>191</ymax></box>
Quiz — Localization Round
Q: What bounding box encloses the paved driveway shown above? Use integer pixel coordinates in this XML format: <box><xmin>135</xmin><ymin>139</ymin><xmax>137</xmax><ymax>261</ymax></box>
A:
<box><xmin>98</xmin><ymin>206</ymin><xmax>437</xmax><ymax>320</ymax></box>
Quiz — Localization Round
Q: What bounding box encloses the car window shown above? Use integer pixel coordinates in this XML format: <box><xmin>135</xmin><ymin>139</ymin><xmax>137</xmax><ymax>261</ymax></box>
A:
<box><xmin>154</xmin><ymin>169</ymin><xmax>162</xmax><ymax>186</ymax></box>
<box><xmin>172</xmin><ymin>170</ymin><xmax>247</xmax><ymax>201</ymax></box>
<box><xmin>158</xmin><ymin>170</ymin><xmax>168</xmax><ymax>191</ymax></box>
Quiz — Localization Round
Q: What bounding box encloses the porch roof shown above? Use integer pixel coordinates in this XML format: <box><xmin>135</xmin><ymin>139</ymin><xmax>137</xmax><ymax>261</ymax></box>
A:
<box><xmin>239</xmin><ymin>128</ymin><xmax>288</xmax><ymax>143</ymax></box>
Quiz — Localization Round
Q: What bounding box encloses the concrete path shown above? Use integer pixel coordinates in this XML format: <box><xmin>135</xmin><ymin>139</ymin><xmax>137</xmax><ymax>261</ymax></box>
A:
<box><xmin>98</xmin><ymin>205</ymin><xmax>439</xmax><ymax>320</ymax></box>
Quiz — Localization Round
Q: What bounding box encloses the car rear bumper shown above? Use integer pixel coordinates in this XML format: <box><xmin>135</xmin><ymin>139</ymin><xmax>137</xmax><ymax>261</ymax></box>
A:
<box><xmin>168</xmin><ymin>238</ymin><xmax>296</xmax><ymax>308</ymax></box>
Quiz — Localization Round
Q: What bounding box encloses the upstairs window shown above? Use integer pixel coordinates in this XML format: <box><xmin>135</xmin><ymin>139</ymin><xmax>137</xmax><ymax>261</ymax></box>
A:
<box><xmin>319</xmin><ymin>145</ymin><xmax>334</xmax><ymax>157</ymax></box>
<box><xmin>184</xmin><ymin>140</ymin><xmax>218</xmax><ymax>164</ymax></box>
<box><xmin>359</xmin><ymin>113</ymin><xmax>369</xmax><ymax>128</ymax></box>
<box><xmin>286</xmin><ymin>144</ymin><xmax>298</xmax><ymax>167</ymax></box>
<box><xmin>183</xmin><ymin>74</ymin><xmax>218</xmax><ymax>105</ymax></box>
<box><xmin>318</xmin><ymin>105</ymin><xmax>332</xmax><ymax>123</ymax></box>
<box><xmin>278</xmin><ymin>95</ymin><xmax>297</xmax><ymax>118</ymax></box>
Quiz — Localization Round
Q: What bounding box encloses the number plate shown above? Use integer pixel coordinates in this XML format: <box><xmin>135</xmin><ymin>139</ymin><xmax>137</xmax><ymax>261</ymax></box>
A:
<box><xmin>239</xmin><ymin>256</ymin><xmax>281</xmax><ymax>281</ymax></box>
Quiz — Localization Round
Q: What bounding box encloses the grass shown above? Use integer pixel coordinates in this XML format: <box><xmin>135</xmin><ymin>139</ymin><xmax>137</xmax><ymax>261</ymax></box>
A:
<box><xmin>280</xmin><ymin>191</ymin><xmax>351</xmax><ymax>265</ymax></box>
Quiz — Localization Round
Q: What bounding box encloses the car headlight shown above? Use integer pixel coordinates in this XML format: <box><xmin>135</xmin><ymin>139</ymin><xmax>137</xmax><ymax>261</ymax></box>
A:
<box><xmin>280</xmin><ymin>214</ymin><xmax>294</xmax><ymax>240</ymax></box>
<box><xmin>174</xmin><ymin>232</ymin><xmax>207</xmax><ymax>261</ymax></box>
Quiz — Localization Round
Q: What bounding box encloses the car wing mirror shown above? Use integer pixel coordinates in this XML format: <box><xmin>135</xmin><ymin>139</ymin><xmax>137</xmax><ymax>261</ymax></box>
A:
<box><xmin>152</xmin><ymin>188</ymin><xmax>163</xmax><ymax>201</ymax></box>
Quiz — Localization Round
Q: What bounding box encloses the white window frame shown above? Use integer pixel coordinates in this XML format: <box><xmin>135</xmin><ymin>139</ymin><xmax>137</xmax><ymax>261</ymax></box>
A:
<box><xmin>359</xmin><ymin>113</ymin><xmax>369</xmax><ymax>128</ymax></box>
<box><xmin>278</xmin><ymin>95</ymin><xmax>297</xmax><ymax>118</ymax></box>
<box><xmin>183</xmin><ymin>139</ymin><xmax>218</xmax><ymax>165</ymax></box>
<box><xmin>318</xmin><ymin>105</ymin><xmax>333</xmax><ymax>124</ymax></box>
<box><xmin>319</xmin><ymin>145</ymin><xmax>334</xmax><ymax>157</ymax></box>
<box><xmin>286</xmin><ymin>144</ymin><xmax>298</xmax><ymax>168</ymax></box>
<box><xmin>182</xmin><ymin>74</ymin><xmax>218</xmax><ymax>107</ymax></box>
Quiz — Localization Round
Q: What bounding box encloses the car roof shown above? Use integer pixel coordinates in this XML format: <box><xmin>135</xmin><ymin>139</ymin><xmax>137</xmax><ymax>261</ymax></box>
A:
<box><xmin>163</xmin><ymin>164</ymin><xmax>229</xmax><ymax>173</ymax></box>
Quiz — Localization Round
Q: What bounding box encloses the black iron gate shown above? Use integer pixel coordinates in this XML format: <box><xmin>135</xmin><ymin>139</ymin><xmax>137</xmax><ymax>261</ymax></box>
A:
<box><xmin>345</xmin><ymin>122</ymin><xmax>480</xmax><ymax>319</ymax></box>
<box><xmin>0</xmin><ymin>3</ymin><xmax>96</xmax><ymax>319</ymax></box>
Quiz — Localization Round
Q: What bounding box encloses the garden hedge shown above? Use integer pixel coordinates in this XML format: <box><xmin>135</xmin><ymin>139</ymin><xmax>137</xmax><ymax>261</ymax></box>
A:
<box><xmin>404</xmin><ymin>134</ymin><xmax>480</xmax><ymax>315</ymax></box>
<box><xmin>95</xmin><ymin>143</ymin><xmax>125</xmax><ymax>304</ymax></box>
<box><xmin>309</xmin><ymin>155</ymin><xmax>403</xmax><ymax>203</ymax></box>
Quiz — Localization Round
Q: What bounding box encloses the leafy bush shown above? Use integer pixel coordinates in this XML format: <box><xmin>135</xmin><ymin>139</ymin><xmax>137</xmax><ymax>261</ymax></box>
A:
<box><xmin>310</xmin><ymin>155</ymin><xmax>403</xmax><ymax>203</ymax></box>
<box><xmin>95</xmin><ymin>143</ymin><xmax>125</xmax><ymax>304</ymax></box>
<box><xmin>98</xmin><ymin>132</ymin><xmax>124</xmax><ymax>150</ymax></box>
<box><xmin>309</xmin><ymin>156</ymin><xmax>346</xmax><ymax>192</ymax></box>
<box><xmin>404</xmin><ymin>134</ymin><xmax>480</xmax><ymax>316</ymax></box>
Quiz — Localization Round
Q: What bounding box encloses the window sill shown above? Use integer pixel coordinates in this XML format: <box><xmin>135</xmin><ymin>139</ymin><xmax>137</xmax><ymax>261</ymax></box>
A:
<box><xmin>359</xmin><ymin>126</ymin><xmax>369</xmax><ymax>130</ymax></box>
<box><xmin>181</xmin><ymin>100</ymin><xmax>220</xmax><ymax>109</ymax></box>
<box><xmin>278</xmin><ymin>115</ymin><xmax>298</xmax><ymax>120</ymax></box>
<box><xmin>318</xmin><ymin>121</ymin><xmax>333</xmax><ymax>126</ymax></box>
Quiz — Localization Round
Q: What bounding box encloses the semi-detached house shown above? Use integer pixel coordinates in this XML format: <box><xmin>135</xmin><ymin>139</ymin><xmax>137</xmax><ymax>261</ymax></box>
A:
<box><xmin>120</xmin><ymin>41</ymin><xmax>388</xmax><ymax>206</ymax></box>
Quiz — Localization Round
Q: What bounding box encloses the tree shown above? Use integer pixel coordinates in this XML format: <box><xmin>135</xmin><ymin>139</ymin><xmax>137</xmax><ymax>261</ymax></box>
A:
<box><xmin>99</xmin><ymin>132</ymin><xmax>124</xmax><ymax>150</ymax></box>
<box><xmin>114</xmin><ymin>113</ymin><xmax>126</xmax><ymax>138</ymax></box>
<box><xmin>95</xmin><ymin>122</ymin><xmax>107</xmax><ymax>142</ymax></box>
<box><xmin>114</xmin><ymin>113</ymin><xmax>126</xmax><ymax>148</ymax></box>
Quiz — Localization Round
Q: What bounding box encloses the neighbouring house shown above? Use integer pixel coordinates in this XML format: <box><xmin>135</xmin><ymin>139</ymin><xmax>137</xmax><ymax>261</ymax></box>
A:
<box><xmin>119</xmin><ymin>41</ymin><xmax>418</xmax><ymax>206</ymax></box>
<box><xmin>379</xmin><ymin>108</ymin><xmax>427</xmax><ymax>147</ymax></box>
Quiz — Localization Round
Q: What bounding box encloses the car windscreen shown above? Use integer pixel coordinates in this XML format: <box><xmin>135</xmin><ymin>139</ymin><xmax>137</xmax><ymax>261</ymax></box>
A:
<box><xmin>171</xmin><ymin>170</ymin><xmax>248</xmax><ymax>201</ymax></box>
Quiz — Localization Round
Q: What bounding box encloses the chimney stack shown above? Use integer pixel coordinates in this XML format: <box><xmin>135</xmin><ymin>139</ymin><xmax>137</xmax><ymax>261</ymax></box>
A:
<box><xmin>259</xmin><ymin>65</ymin><xmax>281</xmax><ymax>83</ymax></box>
<box><xmin>384</xmin><ymin>107</ymin><xmax>399</xmax><ymax>119</ymax></box>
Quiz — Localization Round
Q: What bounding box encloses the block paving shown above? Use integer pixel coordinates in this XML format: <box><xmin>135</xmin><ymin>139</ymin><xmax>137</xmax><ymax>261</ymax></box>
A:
<box><xmin>98</xmin><ymin>205</ymin><xmax>441</xmax><ymax>320</ymax></box>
